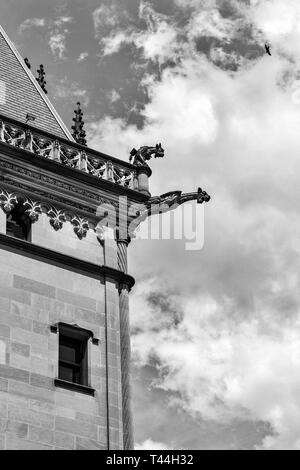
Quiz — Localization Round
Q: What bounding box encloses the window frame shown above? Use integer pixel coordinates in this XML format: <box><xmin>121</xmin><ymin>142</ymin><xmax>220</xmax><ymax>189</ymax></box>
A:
<box><xmin>53</xmin><ymin>322</ymin><xmax>96</xmax><ymax>396</ymax></box>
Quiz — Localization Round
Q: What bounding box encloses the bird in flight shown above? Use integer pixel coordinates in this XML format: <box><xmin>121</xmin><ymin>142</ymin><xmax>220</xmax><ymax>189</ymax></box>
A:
<box><xmin>265</xmin><ymin>43</ymin><xmax>271</xmax><ymax>56</ymax></box>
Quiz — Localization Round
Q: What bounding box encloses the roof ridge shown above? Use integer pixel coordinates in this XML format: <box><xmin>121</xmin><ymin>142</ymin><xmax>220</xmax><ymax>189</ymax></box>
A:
<box><xmin>0</xmin><ymin>24</ymin><xmax>74</xmax><ymax>142</ymax></box>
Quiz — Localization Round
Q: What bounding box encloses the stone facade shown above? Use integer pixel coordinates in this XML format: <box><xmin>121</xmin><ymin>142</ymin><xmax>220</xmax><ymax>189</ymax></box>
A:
<box><xmin>0</xmin><ymin>23</ymin><xmax>152</xmax><ymax>451</ymax></box>
<box><xmin>0</xmin><ymin>214</ymin><xmax>124</xmax><ymax>450</ymax></box>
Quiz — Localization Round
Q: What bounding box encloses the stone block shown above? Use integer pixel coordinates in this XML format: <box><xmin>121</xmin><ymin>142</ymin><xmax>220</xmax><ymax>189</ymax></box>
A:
<box><xmin>11</xmin><ymin>342</ymin><xmax>30</xmax><ymax>357</ymax></box>
<box><xmin>76</xmin><ymin>412</ymin><xmax>106</xmax><ymax>427</ymax></box>
<box><xmin>57</xmin><ymin>289</ymin><xmax>96</xmax><ymax>311</ymax></box>
<box><xmin>8</xmin><ymin>380</ymin><xmax>55</xmax><ymax>404</ymax></box>
<box><xmin>54</xmin><ymin>431</ymin><xmax>75</xmax><ymax>450</ymax></box>
<box><xmin>13</xmin><ymin>275</ymin><xmax>56</xmax><ymax>298</ymax></box>
<box><xmin>0</xmin><ymin>402</ymin><xmax>7</xmax><ymax>418</ymax></box>
<box><xmin>30</xmin><ymin>373</ymin><xmax>54</xmax><ymax>391</ymax></box>
<box><xmin>0</xmin><ymin>324</ymin><xmax>10</xmax><ymax>339</ymax></box>
<box><xmin>8</xmin><ymin>404</ymin><xmax>54</xmax><ymax>428</ymax></box>
<box><xmin>9</xmin><ymin>354</ymin><xmax>30</xmax><ymax>371</ymax></box>
<box><xmin>0</xmin><ymin>270</ymin><xmax>12</xmax><ymax>288</ymax></box>
<box><xmin>76</xmin><ymin>436</ymin><xmax>106</xmax><ymax>450</ymax></box>
<box><xmin>32</xmin><ymin>320</ymin><xmax>50</xmax><ymax>336</ymax></box>
<box><xmin>0</xmin><ymin>285</ymin><xmax>31</xmax><ymax>305</ymax></box>
<box><xmin>55</xmin><ymin>416</ymin><xmax>98</xmax><ymax>440</ymax></box>
<box><xmin>0</xmin><ymin>365</ymin><xmax>29</xmax><ymax>383</ymax></box>
<box><xmin>98</xmin><ymin>425</ymin><xmax>107</xmax><ymax>444</ymax></box>
<box><xmin>0</xmin><ymin>312</ymin><xmax>32</xmax><ymax>332</ymax></box>
<box><xmin>6</xmin><ymin>420</ymin><xmax>28</xmax><ymax>438</ymax></box>
<box><xmin>5</xmin><ymin>433</ymin><xmax>53</xmax><ymax>450</ymax></box>
<box><xmin>28</xmin><ymin>425</ymin><xmax>54</xmax><ymax>446</ymax></box>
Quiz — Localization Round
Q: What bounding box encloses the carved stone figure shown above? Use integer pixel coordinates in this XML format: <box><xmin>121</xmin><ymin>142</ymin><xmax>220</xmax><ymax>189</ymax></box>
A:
<box><xmin>146</xmin><ymin>187</ymin><xmax>211</xmax><ymax>215</ymax></box>
<box><xmin>129</xmin><ymin>144</ymin><xmax>164</xmax><ymax>166</ymax></box>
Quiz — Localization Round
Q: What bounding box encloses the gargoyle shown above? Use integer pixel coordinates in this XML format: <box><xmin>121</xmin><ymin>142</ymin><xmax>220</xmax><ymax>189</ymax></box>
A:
<box><xmin>148</xmin><ymin>187</ymin><xmax>210</xmax><ymax>213</ymax></box>
<box><xmin>135</xmin><ymin>188</ymin><xmax>211</xmax><ymax>219</ymax></box>
<box><xmin>129</xmin><ymin>144</ymin><xmax>164</xmax><ymax>166</ymax></box>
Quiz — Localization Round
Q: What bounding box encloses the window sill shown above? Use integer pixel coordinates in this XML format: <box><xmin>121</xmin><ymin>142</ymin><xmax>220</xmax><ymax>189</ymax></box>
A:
<box><xmin>54</xmin><ymin>378</ymin><xmax>95</xmax><ymax>396</ymax></box>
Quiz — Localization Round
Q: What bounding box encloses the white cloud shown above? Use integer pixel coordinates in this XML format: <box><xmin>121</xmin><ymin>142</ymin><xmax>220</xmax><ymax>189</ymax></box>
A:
<box><xmin>18</xmin><ymin>18</ymin><xmax>46</xmax><ymax>35</ymax></box>
<box><xmin>53</xmin><ymin>78</ymin><xmax>89</xmax><ymax>106</ymax></box>
<box><xmin>93</xmin><ymin>4</ymin><xmax>128</xmax><ymax>30</ymax></box>
<box><xmin>48</xmin><ymin>16</ymin><xmax>73</xmax><ymax>60</ymax></box>
<box><xmin>135</xmin><ymin>439</ymin><xmax>171</xmax><ymax>450</ymax></box>
<box><xmin>96</xmin><ymin>2</ymin><xmax>182</xmax><ymax>65</ymax></box>
<box><xmin>101</xmin><ymin>30</ymin><xmax>131</xmax><ymax>56</ymax></box>
<box><xmin>87</xmin><ymin>4</ymin><xmax>300</xmax><ymax>447</ymax></box>
<box><xmin>187</xmin><ymin>8</ymin><xmax>236</xmax><ymax>43</ymax></box>
<box><xmin>18</xmin><ymin>15</ymin><xmax>73</xmax><ymax>60</ymax></box>
<box><xmin>48</xmin><ymin>33</ymin><xmax>66</xmax><ymax>60</ymax></box>
<box><xmin>78</xmin><ymin>51</ymin><xmax>89</xmax><ymax>62</ymax></box>
<box><xmin>107</xmin><ymin>89</ymin><xmax>121</xmax><ymax>104</ymax></box>
<box><xmin>250</xmin><ymin>0</ymin><xmax>300</xmax><ymax>59</ymax></box>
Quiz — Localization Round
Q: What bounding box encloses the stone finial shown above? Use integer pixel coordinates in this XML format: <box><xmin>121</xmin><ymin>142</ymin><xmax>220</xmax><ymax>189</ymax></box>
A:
<box><xmin>24</xmin><ymin>57</ymin><xmax>31</xmax><ymax>69</ymax></box>
<box><xmin>71</xmin><ymin>102</ymin><xmax>87</xmax><ymax>146</ymax></box>
<box><xmin>36</xmin><ymin>64</ymin><xmax>48</xmax><ymax>94</ymax></box>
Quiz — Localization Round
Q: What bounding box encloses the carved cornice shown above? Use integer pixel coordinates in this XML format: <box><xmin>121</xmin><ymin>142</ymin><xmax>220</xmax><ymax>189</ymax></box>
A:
<box><xmin>0</xmin><ymin>159</ymin><xmax>116</xmax><ymax>207</ymax></box>
<box><xmin>0</xmin><ymin>115</ymin><xmax>142</xmax><ymax>194</ymax></box>
<box><xmin>0</xmin><ymin>188</ymin><xmax>91</xmax><ymax>239</ymax></box>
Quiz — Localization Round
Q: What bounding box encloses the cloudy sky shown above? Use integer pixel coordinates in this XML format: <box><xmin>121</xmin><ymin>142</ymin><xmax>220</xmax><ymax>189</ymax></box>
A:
<box><xmin>3</xmin><ymin>0</ymin><xmax>300</xmax><ymax>450</ymax></box>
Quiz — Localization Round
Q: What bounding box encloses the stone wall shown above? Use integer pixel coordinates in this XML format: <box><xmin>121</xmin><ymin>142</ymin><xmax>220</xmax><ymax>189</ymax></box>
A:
<box><xmin>31</xmin><ymin>212</ymin><xmax>104</xmax><ymax>266</ymax></box>
<box><xmin>0</xmin><ymin>244</ymin><xmax>123</xmax><ymax>450</ymax></box>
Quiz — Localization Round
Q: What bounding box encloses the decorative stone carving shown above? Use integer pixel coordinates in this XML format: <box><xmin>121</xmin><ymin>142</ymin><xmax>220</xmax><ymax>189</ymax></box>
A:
<box><xmin>0</xmin><ymin>117</ymin><xmax>135</xmax><ymax>190</ymax></box>
<box><xmin>47</xmin><ymin>208</ymin><xmax>67</xmax><ymax>231</ymax></box>
<box><xmin>129</xmin><ymin>144</ymin><xmax>164</xmax><ymax>166</ymax></box>
<box><xmin>0</xmin><ymin>189</ymin><xmax>18</xmax><ymax>214</ymax></box>
<box><xmin>36</xmin><ymin>64</ymin><xmax>47</xmax><ymax>94</ymax></box>
<box><xmin>146</xmin><ymin>187</ymin><xmax>211</xmax><ymax>215</ymax></box>
<box><xmin>71</xmin><ymin>216</ymin><xmax>90</xmax><ymax>239</ymax></box>
<box><xmin>0</xmin><ymin>161</ymin><xmax>119</xmax><ymax>214</ymax></box>
<box><xmin>24</xmin><ymin>199</ymin><xmax>42</xmax><ymax>222</ymax></box>
<box><xmin>71</xmin><ymin>102</ymin><xmax>87</xmax><ymax>146</ymax></box>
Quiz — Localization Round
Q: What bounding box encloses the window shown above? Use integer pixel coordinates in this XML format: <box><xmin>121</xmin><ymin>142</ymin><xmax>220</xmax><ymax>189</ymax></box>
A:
<box><xmin>6</xmin><ymin>203</ymin><xmax>31</xmax><ymax>241</ymax></box>
<box><xmin>53</xmin><ymin>323</ymin><xmax>96</xmax><ymax>396</ymax></box>
<box><xmin>59</xmin><ymin>334</ymin><xmax>87</xmax><ymax>385</ymax></box>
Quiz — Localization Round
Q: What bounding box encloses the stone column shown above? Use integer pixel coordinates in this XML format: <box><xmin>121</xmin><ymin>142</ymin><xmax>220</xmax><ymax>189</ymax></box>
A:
<box><xmin>97</xmin><ymin>226</ymin><xmax>123</xmax><ymax>450</ymax></box>
<box><xmin>136</xmin><ymin>165</ymin><xmax>152</xmax><ymax>197</ymax></box>
<box><xmin>117</xmin><ymin>237</ymin><xmax>134</xmax><ymax>450</ymax></box>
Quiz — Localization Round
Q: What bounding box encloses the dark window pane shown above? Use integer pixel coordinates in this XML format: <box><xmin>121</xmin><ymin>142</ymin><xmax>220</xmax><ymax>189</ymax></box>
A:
<box><xmin>60</xmin><ymin>343</ymin><xmax>77</xmax><ymax>363</ymax></box>
<box><xmin>59</xmin><ymin>365</ymin><xmax>74</xmax><ymax>383</ymax></box>
<box><xmin>58</xmin><ymin>332</ymin><xmax>88</xmax><ymax>386</ymax></box>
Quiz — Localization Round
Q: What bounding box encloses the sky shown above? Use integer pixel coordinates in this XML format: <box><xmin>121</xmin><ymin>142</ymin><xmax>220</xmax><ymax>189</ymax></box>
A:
<box><xmin>2</xmin><ymin>0</ymin><xmax>300</xmax><ymax>450</ymax></box>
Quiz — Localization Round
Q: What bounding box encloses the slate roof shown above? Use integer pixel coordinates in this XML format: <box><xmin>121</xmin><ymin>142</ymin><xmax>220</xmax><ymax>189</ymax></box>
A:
<box><xmin>0</xmin><ymin>25</ymin><xmax>73</xmax><ymax>141</ymax></box>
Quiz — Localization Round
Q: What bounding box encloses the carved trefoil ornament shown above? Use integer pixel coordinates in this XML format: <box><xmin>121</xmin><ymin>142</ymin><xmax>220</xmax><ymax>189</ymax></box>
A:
<box><xmin>71</xmin><ymin>216</ymin><xmax>90</xmax><ymax>240</ymax></box>
<box><xmin>0</xmin><ymin>190</ymin><xmax>18</xmax><ymax>214</ymax></box>
<box><xmin>47</xmin><ymin>208</ymin><xmax>67</xmax><ymax>231</ymax></box>
<box><xmin>24</xmin><ymin>199</ymin><xmax>42</xmax><ymax>222</ymax></box>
